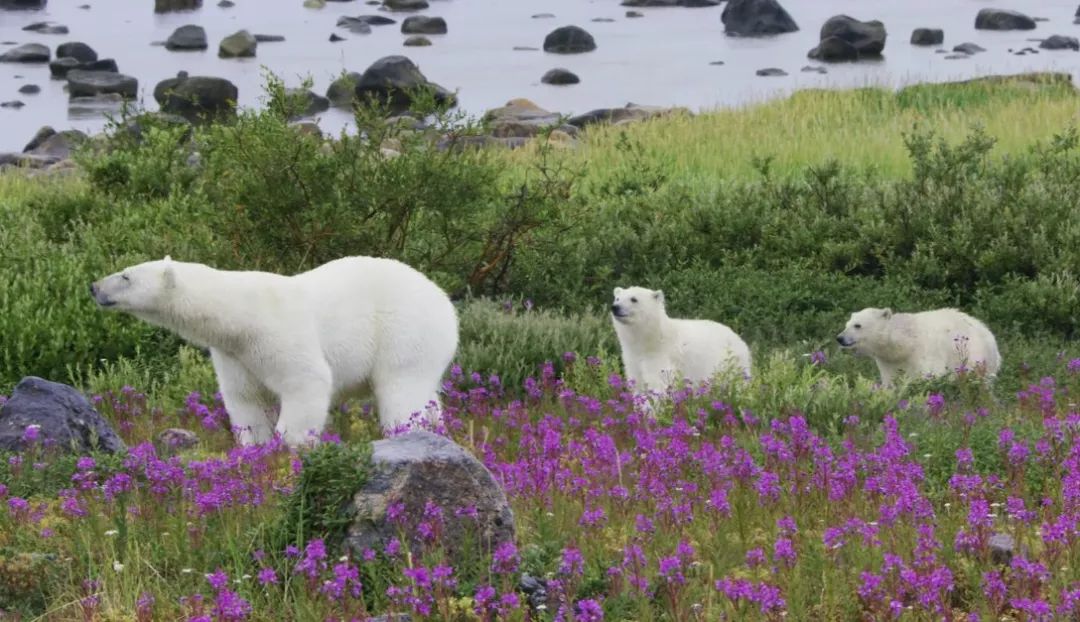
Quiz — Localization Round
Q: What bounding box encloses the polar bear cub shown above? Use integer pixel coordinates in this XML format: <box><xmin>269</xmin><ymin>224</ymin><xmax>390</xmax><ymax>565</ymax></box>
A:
<box><xmin>836</xmin><ymin>307</ymin><xmax>1001</xmax><ymax>387</ymax></box>
<box><xmin>90</xmin><ymin>255</ymin><xmax>459</xmax><ymax>447</ymax></box>
<box><xmin>611</xmin><ymin>286</ymin><xmax>751</xmax><ymax>396</ymax></box>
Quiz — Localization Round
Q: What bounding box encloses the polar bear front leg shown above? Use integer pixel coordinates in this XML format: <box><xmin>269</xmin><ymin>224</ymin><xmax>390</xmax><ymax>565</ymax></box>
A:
<box><xmin>210</xmin><ymin>349</ymin><xmax>274</xmax><ymax>445</ymax></box>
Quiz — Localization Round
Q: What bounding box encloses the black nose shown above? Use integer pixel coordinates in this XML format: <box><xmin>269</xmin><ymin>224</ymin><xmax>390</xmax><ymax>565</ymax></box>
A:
<box><xmin>89</xmin><ymin>283</ymin><xmax>96</xmax><ymax>296</ymax></box>
<box><xmin>835</xmin><ymin>336</ymin><xmax>846</xmax><ymax>345</ymax></box>
<box><xmin>611</xmin><ymin>304</ymin><xmax>620</xmax><ymax>313</ymax></box>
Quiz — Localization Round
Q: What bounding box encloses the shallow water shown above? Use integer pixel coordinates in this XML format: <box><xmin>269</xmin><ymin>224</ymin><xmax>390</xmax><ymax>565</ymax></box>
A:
<box><xmin>0</xmin><ymin>0</ymin><xmax>1078</xmax><ymax>151</ymax></box>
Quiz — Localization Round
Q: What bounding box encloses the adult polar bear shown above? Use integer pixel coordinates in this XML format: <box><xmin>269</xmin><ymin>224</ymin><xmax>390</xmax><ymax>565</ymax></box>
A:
<box><xmin>836</xmin><ymin>307</ymin><xmax>1001</xmax><ymax>387</ymax></box>
<box><xmin>611</xmin><ymin>286</ymin><xmax>751</xmax><ymax>396</ymax></box>
<box><xmin>90</xmin><ymin>255</ymin><xmax>459</xmax><ymax>447</ymax></box>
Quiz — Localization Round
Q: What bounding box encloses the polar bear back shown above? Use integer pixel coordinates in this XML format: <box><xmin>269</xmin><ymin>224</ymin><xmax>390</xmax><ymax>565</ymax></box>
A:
<box><xmin>669</xmin><ymin>318</ymin><xmax>753</xmax><ymax>381</ymax></box>
<box><xmin>880</xmin><ymin>309</ymin><xmax>1001</xmax><ymax>383</ymax></box>
<box><xmin>292</xmin><ymin>257</ymin><xmax>458</xmax><ymax>385</ymax></box>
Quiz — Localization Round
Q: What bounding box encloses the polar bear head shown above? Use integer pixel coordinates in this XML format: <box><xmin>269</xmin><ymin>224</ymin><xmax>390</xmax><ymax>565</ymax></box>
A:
<box><xmin>611</xmin><ymin>286</ymin><xmax>666</xmax><ymax>328</ymax></box>
<box><xmin>836</xmin><ymin>307</ymin><xmax>894</xmax><ymax>354</ymax></box>
<box><xmin>90</xmin><ymin>256</ymin><xmax>177</xmax><ymax>314</ymax></box>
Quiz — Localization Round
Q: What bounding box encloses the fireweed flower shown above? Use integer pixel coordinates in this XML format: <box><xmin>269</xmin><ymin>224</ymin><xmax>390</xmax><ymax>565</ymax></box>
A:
<box><xmin>559</xmin><ymin>547</ymin><xmax>585</xmax><ymax>576</ymax></box>
<box><xmin>491</xmin><ymin>540</ymin><xmax>519</xmax><ymax>575</ymax></box>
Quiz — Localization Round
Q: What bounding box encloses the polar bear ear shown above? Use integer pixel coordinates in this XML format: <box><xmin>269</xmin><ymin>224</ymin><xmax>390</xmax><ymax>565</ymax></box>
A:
<box><xmin>613</xmin><ymin>287</ymin><xmax>623</xmax><ymax>297</ymax></box>
<box><xmin>653</xmin><ymin>290</ymin><xmax>664</xmax><ymax>303</ymax></box>
<box><xmin>881</xmin><ymin>308</ymin><xmax>893</xmax><ymax>319</ymax></box>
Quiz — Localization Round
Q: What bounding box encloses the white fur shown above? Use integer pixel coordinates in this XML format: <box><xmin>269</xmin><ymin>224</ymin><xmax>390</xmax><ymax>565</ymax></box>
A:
<box><xmin>610</xmin><ymin>286</ymin><xmax>751</xmax><ymax>395</ymax></box>
<box><xmin>91</xmin><ymin>255</ymin><xmax>459</xmax><ymax>446</ymax></box>
<box><xmin>836</xmin><ymin>307</ymin><xmax>1001</xmax><ymax>386</ymax></box>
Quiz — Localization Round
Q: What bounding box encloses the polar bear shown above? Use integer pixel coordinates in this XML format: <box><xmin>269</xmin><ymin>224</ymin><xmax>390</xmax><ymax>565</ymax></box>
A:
<box><xmin>90</xmin><ymin>255</ymin><xmax>459</xmax><ymax>447</ymax></box>
<box><xmin>611</xmin><ymin>286</ymin><xmax>751</xmax><ymax>396</ymax></box>
<box><xmin>836</xmin><ymin>307</ymin><xmax>1001</xmax><ymax>387</ymax></box>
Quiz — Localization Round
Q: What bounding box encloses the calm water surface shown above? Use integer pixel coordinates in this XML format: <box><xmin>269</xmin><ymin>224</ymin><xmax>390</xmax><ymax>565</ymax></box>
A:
<box><xmin>1</xmin><ymin>0</ymin><xmax>1078</xmax><ymax>150</ymax></box>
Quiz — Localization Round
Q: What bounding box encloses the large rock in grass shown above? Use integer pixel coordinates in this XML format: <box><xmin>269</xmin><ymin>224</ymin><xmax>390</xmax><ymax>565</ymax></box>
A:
<box><xmin>567</xmin><ymin>102</ymin><xmax>688</xmax><ymax>128</ymax></box>
<box><xmin>0</xmin><ymin>43</ymin><xmax>50</xmax><ymax>63</ymax></box>
<box><xmin>0</xmin><ymin>377</ymin><xmax>125</xmax><ymax>454</ymax></box>
<box><xmin>543</xmin><ymin>25</ymin><xmax>596</xmax><ymax>54</ymax></box>
<box><xmin>975</xmin><ymin>9</ymin><xmax>1036</xmax><ymax>31</ymax></box>
<box><xmin>345</xmin><ymin>431</ymin><xmax>514</xmax><ymax>562</ymax></box>
<box><xmin>66</xmin><ymin>70</ymin><xmax>137</xmax><ymax>99</ymax></box>
<box><xmin>721</xmin><ymin>0</ymin><xmax>798</xmax><ymax>37</ymax></box>
<box><xmin>484</xmin><ymin>98</ymin><xmax>562</xmax><ymax>137</ymax></box>
<box><xmin>153</xmin><ymin>72</ymin><xmax>238</xmax><ymax>121</ymax></box>
<box><xmin>808</xmin><ymin>15</ymin><xmax>886</xmax><ymax>62</ymax></box>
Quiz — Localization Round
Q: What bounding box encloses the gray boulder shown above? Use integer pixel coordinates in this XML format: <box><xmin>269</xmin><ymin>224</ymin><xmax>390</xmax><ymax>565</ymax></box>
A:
<box><xmin>155</xmin><ymin>428</ymin><xmax>199</xmax><ymax>455</ymax></box>
<box><xmin>219</xmin><ymin>30</ymin><xmax>257</xmax><ymax>57</ymax></box>
<box><xmin>165</xmin><ymin>24</ymin><xmax>208</xmax><ymax>50</ymax></box>
<box><xmin>541</xmin><ymin>68</ymin><xmax>579</xmax><ymax>85</ymax></box>
<box><xmin>56</xmin><ymin>41</ymin><xmax>97</xmax><ymax>62</ymax></box>
<box><xmin>383</xmin><ymin>0</ymin><xmax>426</xmax><ymax>10</ymax></box>
<box><xmin>351</xmin><ymin>55</ymin><xmax>455</xmax><ymax>111</ymax></box>
<box><xmin>66</xmin><ymin>69</ymin><xmax>136</xmax><ymax>98</ymax></box>
<box><xmin>975</xmin><ymin>9</ymin><xmax>1036</xmax><ymax>31</ymax></box>
<box><xmin>1</xmin><ymin>43</ymin><xmax>50</xmax><ymax>63</ymax></box>
<box><xmin>49</xmin><ymin>57</ymin><xmax>117</xmax><ymax>79</ymax></box>
<box><xmin>154</xmin><ymin>73</ymin><xmax>238</xmax><ymax>120</ymax></box>
<box><xmin>326</xmin><ymin>71</ymin><xmax>362</xmax><ymax>106</ymax></box>
<box><xmin>345</xmin><ymin>431</ymin><xmax>514</xmax><ymax>562</ymax></box>
<box><xmin>808</xmin><ymin>15</ymin><xmax>886</xmax><ymax>62</ymax></box>
<box><xmin>1040</xmin><ymin>35</ymin><xmax>1079</xmax><ymax>51</ymax></box>
<box><xmin>567</xmin><ymin>102</ymin><xmax>687</xmax><ymax>128</ymax></box>
<box><xmin>0</xmin><ymin>377</ymin><xmax>125</xmax><ymax>454</ymax></box>
<box><xmin>401</xmin><ymin>15</ymin><xmax>446</xmax><ymax>34</ymax></box>
<box><xmin>543</xmin><ymin>25</ymin><xmax>596</xmax><ymax>53</ymax></box>
<box><xmin>910</xmin><ymin>28</ymin><xmax>943</xmax><ymax>46</ymax></box>
<box><xmin>484</xmin><ymin>98</ymin><xmax>562</xmax><ymax>137</ymax></box>
<box><xmin>721</xmin><ymin>0</ymin><xmax>798</xmax><ymax>37</ymax></box>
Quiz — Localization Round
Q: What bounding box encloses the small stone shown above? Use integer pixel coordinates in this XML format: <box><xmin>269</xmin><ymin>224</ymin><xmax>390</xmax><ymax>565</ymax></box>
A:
<box><xmin>403</xmin><ymin>35</ymin><xmax>431</xmax><ymax>46</ymax></box>
<box><xmin>156</xmin><ymin>428</ymin><xmax>199</xmax><ymax>454</ymax></box>
<box><xmin>218</xmin><ymin>0</ymin><xmax>234</xmax><ymax>6</ymax></box>
<box><xmin>756</xmin><ymin>67</ymin><xmax>787</xmax><ymax>77</ymax></box>
<box><xmin>304</xmin><ymin>0</ymin><xmax>326</xmax><ymax>8</ymax></box>
<box><xmin>532</xmin><ymin>13</ymin><xmax>555</xmax><ymax>18</ymax></box>
<box><xmin>254</xmin><ymin>34</ymin><xmax>285</xmax><ymax>42</ymax></box>
<box><xmin>541</xmin><ymin>67</ymin><xmax>580</xmax><ymax>85</ymax></box>
<box><xmin>218</xmin><ymin>29</ymin><xmax>257</xmax><ymax>58</ymax></box>
<box><xmin>591</xmin><ymin>17</ymin><xmax>615</xmax><ymax>22</ymax></box>
<box><xmin>989</xmin><ymin>533</ymin><xmax>1015</xmax><ymax>565</ymax></box>
<box><xmin>626</xmin><ymin>10</ymin><xmax>643</xmax><ymax>17</ymax></box>
<box><xmin>513</xmin><ymin>46</ymin><xmax>539</xmax><ymax>51</ymax></box>
<box><xmin>952</xmin><ymin>42</ymin><xmax>985</xmax><ymax>54</ymax></box>
<box><xmin>22</xmin><ymin>22</ymin><xmax>69</xmax><ymax>35</ymax></box>
<box><xmin>18</xmin><ymin>84</ymin><xmax>40</xmax><ymax>94</ymax></box>
<box><xmin>329</xmin><ymin>33</ymin><xmax>345</xmax><ymax>42</ymax></box>
<box><xmin>709</xmin><ymin>60</ymin><xmax>724</xmax><ymax>65</ymax></box>
<box><xmin>1</xmin><ymin>100</ymin><xmax>25</xmax><ymax>109</ymax></box>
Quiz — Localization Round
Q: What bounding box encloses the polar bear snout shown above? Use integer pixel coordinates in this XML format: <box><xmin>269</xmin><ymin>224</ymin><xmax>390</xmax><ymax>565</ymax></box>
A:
<box><xmin>611</xmin><ymin>303</ymin><xmax>630</xmax><ymax>321</ymax></box>
<box><xmin>89</xmin><ymin>281</ymin><xmax>115</xmax><ymax>307</ymax></box>
<box><xmin>836</xmin><ymin>334</ymin><xmax>855</xmax><ymax>347</ymax></box>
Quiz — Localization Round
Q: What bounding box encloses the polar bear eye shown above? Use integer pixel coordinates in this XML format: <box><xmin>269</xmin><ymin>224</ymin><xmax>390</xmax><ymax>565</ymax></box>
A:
<box><xmin>853</xmin><ymin>323</ymin><xmax>862</xmax><ymax>329</ymax></box>
<box><xmin>121</xmin><ymin>274</ymin><xmax>131</xmax><ymax>282</ymax></box>
<box><xmin>630</xmin><ymin>297</ymin><xmax>638</xmax><ymax>303</ymax></box>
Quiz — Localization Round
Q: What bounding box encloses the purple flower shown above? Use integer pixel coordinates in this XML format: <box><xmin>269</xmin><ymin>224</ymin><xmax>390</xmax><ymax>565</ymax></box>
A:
<box><xmin>575</xmin><ymin>598</ymin><xmax>604</xmax><ymax>621</ymax></box>
<box><xmin>206</xmin><ymin>568</ymin><xmax>229</xmax><ymax>591</ymax></box>
<box><xmin>559</xmin><ymin>547</ymin><xmax>585</xmax><ymax>576</ymax></box>
<box><xmin>809</xmin><ymin>350</ymin><xmax>827</xmax><ymax>366</ymax></box>
<box><xmin>926</xmin><ymin>393</ymin><xmax>945</xmax><ymax>416</ymax></box>
<box><xmin>773</xmin><ymin>538</ymin><xmax>797</xmax><ymax>567</ymax></box>
<box><xmin>491</xmin><ymin>540</ymin><xmax>519</xmax><ymax>575</ymax></box>
<box><xmin>22</xmin><ymin>424</ymin><xmax>41</xmax><ymax>444</ymax></box>
<box><xmin>257</xmin><ymin>567</ymin><xmax>277</xmax><ymax>586</ymax></box>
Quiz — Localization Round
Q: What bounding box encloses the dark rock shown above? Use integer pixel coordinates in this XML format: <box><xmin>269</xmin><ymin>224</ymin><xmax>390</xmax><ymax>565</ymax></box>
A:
<box><xmin>56</xmin><ymin>41</ymin><xmax>97</xmax><ymax>62</ymax></box>
<box><xmin>910</xmin><ymin>28</ymin><xmax>943</xmax><ymax>46</ymax></box>
<box><xmin>952</xmin><ymin>42</ymin><xmax>985</xmax><ymax>54</ymax></box>
<box><xmin>519</xmin><ymin>574</ymin><xmax>549</xmax><ymax>611</ymax></box>
<box><xmin>254</xmin><ymin>34</ymin><xmax>285</xmax><ymax>42</ymax></box>
<box><xmin>756</xmin><ymin>67</ymin><xmax>787</xmax><ymax>76</ymax></box>
<box><xmin>0</xmin><ymin>0</ymin><xmax>48</xmax><ymax>8</ymax></box>
<box><xmin>345</xmin><ymin>431</ymin><xmax>515</xmax><ymax>565</ymax></box>
<box><xmin>403</xmin><ymin>35</ymin><xmax>431</xmax><ymax>47</ymax></box>
<box><xmin>626</xmin><ymin>10</ymin><xmax>643</xmax><ymax>17</ymax></box>
<box><xmin>330</xmin><ymin>33</ymin><xmax>346</xmax><ymax>42</ymax></box>
<box><xmin>1040</xmin><ymin>35</ymin><xmax>1079</xmax><ymax>51</ymax></box>
<box><xmin>567</xmin><ymin>103</ymin><xmax>687</xmax><ymax>128</ymax></box>
<box><xmin>0</xmin><ymin>43</ymin><xmax>50</xmax><ymax>63</ymax></box>
<box><xmin>541</xmin><ymin>68</ymin><xmax>579</xmax><ymax>85</ymax></box>
<box><xmin>155</xmin><ymin>0</ymin><xmax>201</xmax><ymax>11</ymax></box>
<box><xmin>709</xmin><ymin>60</ymin><xmax>724</xmax><ymax>65</ymax></box>
<box><xmin>285</xmin><ymin>88</ymin><xmax>330</xmax><ymax>117</ymax></box>
<box><xmin>401</xmin><ymin>15</ymin><xmax>446</xmax><ymax>34</ymax></box>
<box><xmin>532</xmin><ymin>13</ymin><xmax>555</xmax><ymax>18</ymax></box>
<box><xmin>383</xmin><ymin>0</ymin><xmax>426</xmax><ymax>11</ymax></box>
<box><xmin>18</xmin><ymin>84</ymin><xmax>40</xmax><ymax>94</ymax></box>
<box><xmin>513</xmin><ymin>46</ymin><xmax>539</xmax><ymax>51</ymax></box>
<box><xmin>0</xmin><ymin>152</ymin><xmax>59</xmax><ymax>168</ymax></box>
<box><xmin>165</xmin><ymin>24</ymin><xmax>208</xmax><ymax>50</ymax></box>
<box><xmin>154</xmin><ymin>73</ymin><xmax>238</xmax><ymax>121</ymax></box>
<box><xmin>808</xmin><ymin>15</ymin><xmax>886</xmax><ymax>62</ymax></box>
<box><xmin>353</xmin><ymin>55</ymin><xmax>454</xmax><ymax>110</ymax></box>
<box><xmin>66</xmin><ymin>69</ymin><xmax>137</xmax><ymax>99</ymax></box>
<box><xmin>543</xmin><ymin>25</ymin><xmax>596</xmax><ymax>54</ymax></box>
<box><xmin>0</xmin><ymin>377</ymin><xmax>125</xmax><ymax>454</ymax></box>
<box><xmin>326</xmin><ymin>71</ymin><xmax>361</xmax><ymax>105</ymax></box>
<box><xmin>219</xmin><ymin>30</ymin><xmax>257</xmax><ymax>57</ymax></box>
<box><xmin>340</xmin><ymin>14</ymin><xmax>395</xmax><ymax>26</ymax></box>
<box><xmin>22</xmin><ymin>21</ymin><xmax>68</xmax><ymax>34</ymax></box>
<box><xmin>338</xmin><ymin>17</ymin><xmax>373</xmax><ymax>34</ymax></box>
<box><xmin>592</xmin><ymin>17</ymin><xmax>615</xmax><ymax>22</ymax></box>
<box><xmin>22</xmin><ymin>125</ymin><xmax>55</xmax><ymax>152</ymax></box>
<box><xmin>801</xmin><ymin>65</ymin><xmax>827</xmax><ymax>73</ymax></box>
<box><xmin>49</xmin><ymin>57</ymin><xmax>117</xmax><ymax>79</ymax></box>
<box><xmin>218</xmin><ymin>0</ymin><xmax>234</xmax><ymax>6</ymax></box>
<box><xmin>975</xmin><ymin>9</ymin><xmax>1036</xmax><ymax>31</ymax></box>
<box><xmin>721</xmin><ymin>0</ymin><xmax>798</xmax><ymax>37</ymax></box>
<box><xmin>1</xmin><ymin>100</ymin><xmax>24</xmax><ymax>108</ymax></box>
<box><xmin>944</xmin><ymin>54</ymin><xmax>968</xmax><ymax>60</ymax></box>
<box><xmin>156</xmin><ymin>428</ymin><xmax>199</xmax><ymax>454</ymax></box>
<box><xmin>989</xmin><ymin>533</ymin><xmax>1014</xmax><ymax>565</ymax></box>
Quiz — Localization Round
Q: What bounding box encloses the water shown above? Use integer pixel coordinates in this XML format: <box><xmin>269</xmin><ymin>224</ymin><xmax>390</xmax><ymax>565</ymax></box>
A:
<box><xmin>1</xmin><ymin>0</ymin><xmax>1078</xmax><ymax>151</ymax></box>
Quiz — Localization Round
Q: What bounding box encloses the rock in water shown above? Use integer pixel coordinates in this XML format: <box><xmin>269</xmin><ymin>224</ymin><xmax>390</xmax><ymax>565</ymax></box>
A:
<box><xmin>154</xmin><ymin>73</ymin><xmax>238</xmax><ymax>120</ymax></box>
<box><xmin>56</xmin><ymin>41</ymin><xmax>97</xmax><ymax>62</ymax></box>
<box><xmin>543</xmin><ymin>25</ymin><xmax>597</xmax><ymax>54</ymax></box>
<box><xmin>155</xmin><ymin>0</ymin><xmax>201</xmax><ymax>11</ymax></box>
<box><xmin>720</xmin><ymin>0</ymin><xmax>798</xmax><ymax>37</ymax></box>
<box><xmin>66</xmin><ymin>69</ymin><xmax>137</xmax><ymax>98</ymax></box>
<box><xmin>910</xmin><ymin>28</ymin><xmax>943</xmax><ymax>46</ymax></box>
<box><xmin>974</xmin><ymin>9</ymin><xmax>1036</xmax><ymax>31</ymax></box>
<box><xmin>1040</xmin><ymin>35</ymin><xmax>1079</xmax><ymax>51</ymax></box>
<box><xmin>0</xmin><ymin>43</ymin><xmax>50</xmax><ymax>63</ymax></box>
<box><xmin>0</xmin><ymin>377</ymin><xmax>125</xmax><ymax>453</ymax></box>
<box><xmin>345</xmin><ymin>431</ymin><xmax>515</xmax><ymax>562</ymax></box>
<box><xmin>808</xmin><ymin>15</ymin><xmax>886</xmax><ymax>62</ymax></box>
<box><xmin>165</xmin><ymin>24</ymin><xmax>208</xmax><ymax>50</ymax></box>
<box><xmin>353</xmin><ymin>55</ymin><xmax>455</xmax><ymax>110</ymax></box>
<box><xmin>401</xmin><ymin>15</ymin><xmax>446</xmax><ymax>34</ymax></box>
<box><xmin>541</xmin><ymin>68</ymin><xmax>580</xmax><ymax>85</ymax></box>
<box><xmin>219</xmin><ymin>30</ymin><xmax>257</xmax><ymax>57</ymax></box>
